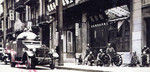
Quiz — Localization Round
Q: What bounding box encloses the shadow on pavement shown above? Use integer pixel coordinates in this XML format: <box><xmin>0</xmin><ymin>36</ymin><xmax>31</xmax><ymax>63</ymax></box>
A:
<box><xmin>17</xmin><ymin>67</ymin><xmax>50</xmax><ymax>70</ymax></box>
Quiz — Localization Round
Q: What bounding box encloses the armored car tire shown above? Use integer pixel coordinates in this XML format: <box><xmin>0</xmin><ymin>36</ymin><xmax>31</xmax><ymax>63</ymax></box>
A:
<box><xmin>11</xmin><ymin>62</ymin><xmax>16</xmax><ymax>67</ymax></box>
<box><xmin>50</xmin><ymin>58</ymin><xmax>55</xmax><ymax>69</ymax></box>
<box><xmin>4</xmin><ymin>57</ymin><xmax>7</xmax><ymax>64</ymax></box>
<box><xmin>4</xmin><ymin>60</ymin><xmax>7</xmax><ymax>64</ymax></box>
<box><xmin>25</xmin><ymin>56</ymin><xmax>36</xmax><ymax>69</ymax></box>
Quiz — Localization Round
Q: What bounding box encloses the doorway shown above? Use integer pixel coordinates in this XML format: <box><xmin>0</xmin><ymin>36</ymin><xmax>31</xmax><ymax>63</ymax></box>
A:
<box><xmin>145</xmin><ymin>18</ymin><xmax>150</xmax><ymax>47</ymax></box>
<box><xmin>66</xmin><ymin>30</ymin><xmax>74</xmax><ymax>58</ymax></box>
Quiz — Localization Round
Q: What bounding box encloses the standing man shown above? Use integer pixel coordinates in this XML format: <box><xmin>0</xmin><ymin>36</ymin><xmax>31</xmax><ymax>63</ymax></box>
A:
<box><xmin>106</xmin><ymin>43</ymin><xmax>115</xmax><ymax>65</ymax></box>
<box><xmin>142</xmin><ymin>46</ymin><xmax>150</xmax><ymax>66</ymax></box>
<box><xmin>106</xmin><ymin>43</ymin><xmax>115</xmax><ymax>56</ymax></box>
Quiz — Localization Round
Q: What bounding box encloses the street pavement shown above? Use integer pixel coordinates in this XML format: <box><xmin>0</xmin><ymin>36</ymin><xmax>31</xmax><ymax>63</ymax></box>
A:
<box><xmin>0</xmin><ymin>62</ymin><xmax>150</xmax><ymax>72</ymax></box>
<box><xmin>56</xmin><ymin>63</ymin><xmax>150</xmax><ymax>72</ymax></box>
<box><xmin>0</xmin><ymin>62</ymin><xmax>84</xmax><ymax>72</ymax></box>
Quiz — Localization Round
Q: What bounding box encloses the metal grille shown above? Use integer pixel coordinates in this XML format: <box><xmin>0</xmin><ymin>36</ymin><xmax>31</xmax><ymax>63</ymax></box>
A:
<box><xmin>35</xmin><ymin>48</ymin><xmax>49</xmax><ymax>57</ymax></box>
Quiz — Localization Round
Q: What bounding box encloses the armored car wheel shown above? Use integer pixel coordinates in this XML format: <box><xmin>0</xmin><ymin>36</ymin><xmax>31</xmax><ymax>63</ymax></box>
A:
<box><xmin>49</xmin><ymin>58</ymin><xmax>55</xmax><ymax>69</ymax></box>
<box><xmin>114</xmin><ymin>54</ymin><xmax>122</xmax><ymax>66</ymax></box>
<box><xmin>25</xmin><ymin>56</ymin><xmax>36</xmax><ymax>69</ymax></box>
<box><xmin>4</xmin><ymin>57</ymin><xmax>8</xmax><ymax>64</ymax></box>
<box><xmin>10</xmin><ymin>62</ymin><xmax>16</xmax><ymax>67</ymax></box>
<box><xmin>4</xmin><ymin>60</ymin><xmax>7</xmax><ymax>64</ymax></box>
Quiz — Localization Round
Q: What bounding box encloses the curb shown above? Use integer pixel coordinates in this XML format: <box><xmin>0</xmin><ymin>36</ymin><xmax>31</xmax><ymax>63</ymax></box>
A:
<box><xmin>55</xmin><ymin>66</ymin><xmax>108</xmax><ymax>72</ymax></box>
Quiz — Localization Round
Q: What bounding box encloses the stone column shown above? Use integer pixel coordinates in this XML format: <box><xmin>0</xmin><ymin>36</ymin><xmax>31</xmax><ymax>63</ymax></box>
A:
<box><xmin>39</xmin><ymin>0</ymin><xmax>43</xmax><ymax>16</ymax></box>
<box><xmin>81</xmin><ymin>13</ymin><xmax>88</xmax><ymax>58</ymax></box>
<box><xmin>3</xmin><ymin>0</ymin><xmax>7</xmax><ymax>48</ymax></box>
<box><xmin>39</xmin><ymin>0</ymin><xmax>43</xmax><ymax>43</ymax></box>
<box><xmin>26</xmin><ymin>5</ymin><xmax>29</xmax><ymax>22</ymax></box>
<box><xmin>131</xmin><ymin>0</ymin><xmax>143</xmax><ymax>60</ymax></box>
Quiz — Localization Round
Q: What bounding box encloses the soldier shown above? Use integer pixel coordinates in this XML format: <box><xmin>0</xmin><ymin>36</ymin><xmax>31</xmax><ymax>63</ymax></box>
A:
<box><xmin>142</xmin><ymin>46</ymin><xmax>150</xmax><ymax>66</ymax></box>
<box><xmin>83</xmin><ymin>44</ymin><xmax>90</xmax><ymax>65</ymax></box>
<box><xmin>106</xmin><ymin>43</ymin><xmax>115</xmax><ymax>65</ymax></box>
<box><xmin>78</xmin><ymin>54</ymin><xmax>83</xmax><ymax>65</ymax></box>
<box><xmin>97</xmin><ymin>49</ymin><xmax>105</xmax><ymax>66</ymax></box>
<box><xmin>84</xmin><ymin>44</ymin><xmax>90</xmax><ymax>59</ymax></box>
<box><xmin>106</xmin><ymin>43</ymin><xmax>115</xmax><ymax>54</ymax></box>
<box><xmin>97</xmin><ymin>49</ymin><xmax>105</xmax><ymax>60</ymax></box>
<box><xmin>87</xmin><ymin>51</ymin><xmax>95</xmax><ymax>66</ymax></box>
<box><xmin>130</xmin><ymin>51</ymin><xmax>140</xmax><ymax>67</ymax></box>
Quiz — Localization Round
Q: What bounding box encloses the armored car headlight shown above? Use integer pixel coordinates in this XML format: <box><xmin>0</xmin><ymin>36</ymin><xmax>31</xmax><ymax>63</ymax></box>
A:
<box><xmin>53</xmin><ymin>53</ymin><xmax>59</xmax><ymax>58</ymax></box>
<box><xmin>51</xmin><ymin>49</ymin><xmax>54</xmax><ymax>53</ymax></box>
<box><xmin>33</xmin><ymin>48</ymin><xmax>36</xmax><ymax>52</ymax></box>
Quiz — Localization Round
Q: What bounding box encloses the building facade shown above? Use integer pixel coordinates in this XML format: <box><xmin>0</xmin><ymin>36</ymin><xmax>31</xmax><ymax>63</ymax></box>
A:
<box><xmin>46</xmin><ymin>0</ymin><xmax>131</xmax><ymax>63</ymax></box>
<box><xmin>1</xmin><ymin>0</ymin><xmax>150</xmax><ymax>64</ymax></box>
<box><xmin>0</xmin><ymin>0</ymin><xmax>15</xmax><ymax>48</ymax></box>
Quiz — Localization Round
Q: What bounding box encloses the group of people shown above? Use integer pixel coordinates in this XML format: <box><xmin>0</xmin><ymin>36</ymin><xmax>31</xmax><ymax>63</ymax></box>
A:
<box><xmin>78</xmin><ymin>43</ymin><xmax>116</xmax><ymax>66</ymax></box>
<box><xmin>77</xmin><ymin>43</ymin><xmax>150</xmax><ymax>67</ymax></box>
<box><xmin>130</xmin><ymin>46</ymin><xmax>150</xmax><ymax>67</ymax></box>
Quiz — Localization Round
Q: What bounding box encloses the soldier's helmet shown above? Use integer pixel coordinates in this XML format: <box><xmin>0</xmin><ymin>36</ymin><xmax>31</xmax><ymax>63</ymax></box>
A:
<box><xmin>133</xmin><ymin>51</ymin><xmax>136</xmax><ymax>56</ymax></box>
<box><xmin>108</xmin><ymin>43</ymin><xmax>111</xmax><ymax>47</ymax></box>
<box><xmin>99</xmin><ymin>49</ymin><xmax>103</xmax><ymax>52</ymax></box>
<box><xmin>144</xmin><ymin>45</ymin><xmax>147</xmax><ymax>48</ymax></box>
<box><xmin>89</xmin><ymin>51</ymin><xmax>92</xmax><ymax>54</ymax></box>
<box><xmin>87</xmin><ymin>44</ymin><xmax>89</xmax><ymax>47</ymax></box>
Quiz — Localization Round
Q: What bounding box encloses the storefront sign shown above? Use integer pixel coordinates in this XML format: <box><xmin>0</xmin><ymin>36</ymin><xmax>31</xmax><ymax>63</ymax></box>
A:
<box><xmin>47</xmin><ymin>0</ymin><xmax>74</xmax><ymax>12</ymax></box>
<box><xmin>50</xmin><ymin>26</ymin><xmax>52</xmax><ymax>40</ymax></box>
<box><xmin>75</xmin><ymin>23</ymin><xmax>79</xmax><ymax>36</ymax></box>
<box><xmin>9</xmin><ymin>10</ymin><xmax>14</xmax><ymax>20</ymax></box>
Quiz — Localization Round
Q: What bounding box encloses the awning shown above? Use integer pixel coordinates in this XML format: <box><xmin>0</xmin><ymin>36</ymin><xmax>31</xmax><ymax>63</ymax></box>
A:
<box><xmin>88</xmin><ymin>9</ymin><xmax>108</xmax><ymax>24</ymax></box>
<box><xmin>105</xmin><ymin>5</ymin><xmax>130</xmax><ymax>19</ymax></box>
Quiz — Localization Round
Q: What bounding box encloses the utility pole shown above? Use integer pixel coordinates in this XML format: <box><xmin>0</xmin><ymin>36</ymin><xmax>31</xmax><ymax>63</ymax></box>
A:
<box><xmin>3</xmin><ymin>0</ymin><xmax>7</xmax><ymax>48</ymax></box>
<box><xmin>58</xmin><ymin>0</ymin><xmax>64</xmax><ymax>66</ymax></box>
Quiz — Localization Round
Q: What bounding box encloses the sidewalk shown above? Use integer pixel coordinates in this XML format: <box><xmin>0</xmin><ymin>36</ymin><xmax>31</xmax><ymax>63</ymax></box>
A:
<box><xmin>56</xmin><ymin>63</ymin><xmax>150</xmax><ymax>72</ymax></box>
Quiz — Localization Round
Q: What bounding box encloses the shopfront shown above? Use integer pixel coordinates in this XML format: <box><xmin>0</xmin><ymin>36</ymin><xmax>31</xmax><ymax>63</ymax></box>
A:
<box><xmin>88</xmin><ymin>5</ymin><xmax>130</xmax><ymax>63</ymax></box>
